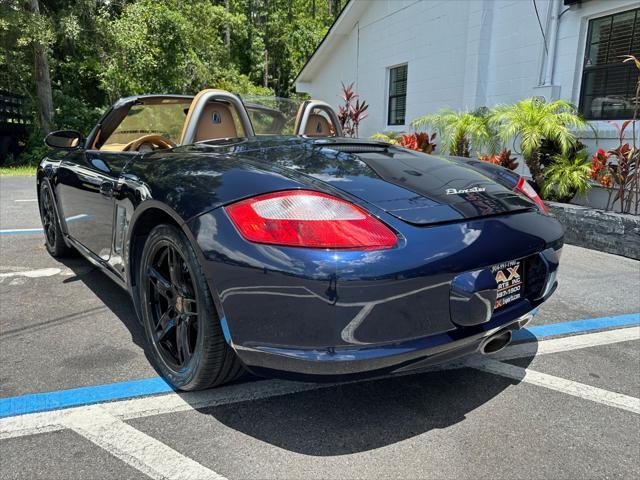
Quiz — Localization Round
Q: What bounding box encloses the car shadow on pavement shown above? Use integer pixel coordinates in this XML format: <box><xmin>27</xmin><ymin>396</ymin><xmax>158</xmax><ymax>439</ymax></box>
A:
<box><xmin>58</xmin><ymin>256</ymin><xmax>537</xmax><ymax>456</ymax></box>
<box><xmin>193</xmin><ymin>350</ymin><xmax>537</xmax><ymax>456</ymax></box>
<box><xmin>57</xmin><ymin>256</ymin><xmax>151</xmax><ymax>359</ymax></box>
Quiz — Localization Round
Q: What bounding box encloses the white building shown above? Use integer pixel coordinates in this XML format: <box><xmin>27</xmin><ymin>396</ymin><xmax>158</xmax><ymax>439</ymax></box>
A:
<box><xmin>295</xmin><ymin>0</ymin><xmax>640</xmax><ymax>155</ymax></box>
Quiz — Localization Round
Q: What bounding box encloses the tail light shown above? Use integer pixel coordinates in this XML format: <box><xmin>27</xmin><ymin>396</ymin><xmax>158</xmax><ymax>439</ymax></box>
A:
<box><xmin>225</xmin><ymin>190</ymin><xmax>397</xmax><ymax>250</ymax></box>
<box><xmin>514</xmin><ymin>176</ymin><xmax>548</xmax><ymax>213</ymax></box>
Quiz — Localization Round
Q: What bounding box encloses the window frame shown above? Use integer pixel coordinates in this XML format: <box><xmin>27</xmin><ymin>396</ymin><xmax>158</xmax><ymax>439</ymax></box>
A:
<box><xmin>387</xmin><ymin>63</ymin><xmax>408</xmax><ymax>127</ymax></box>
<box><xmin>578</xmin><ymin>7</ymin><xmax>640</xmax><ymax>121</ymax></box>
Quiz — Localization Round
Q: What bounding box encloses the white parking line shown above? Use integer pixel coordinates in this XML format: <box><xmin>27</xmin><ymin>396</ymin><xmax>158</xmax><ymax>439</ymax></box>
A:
<box><xmin>2</xmin><ymin>326</ymin><xmax>638</xmax><ymax>440</ymax></box>
<box><xmin>63</xmin><ymin>406</ymin><xmax>225</xmax><ymax>480</ymax></box>
<box><xmin>471</xmin><ymin>358</ymin><xmax>640</xmax><ymax>414</ymax></box>
<box><xmin>14</xmin><ymin>199</ymin><xmax>38</xmax><ymax>202</ymax></box>
<box><xmin>0</xmin><ymin>228</ymin><xmax>42</xmax><ymax>233</ymax></box>
<box><xmin>0</xmin><ymin>268</ymin><xmax>62</xmax><ymax>280</ymax></box>
<box><xmin>493</xmin><ymin>326</ymin><xmax>640</xmax><ymax>361</ymax></box>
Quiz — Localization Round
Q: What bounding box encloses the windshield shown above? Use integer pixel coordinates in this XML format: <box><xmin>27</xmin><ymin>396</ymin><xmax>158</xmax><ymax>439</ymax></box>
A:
<box><xmin>241</xmin><ymin>96</ymin><xmax>304</xmax><ymax>135</ymax></box>
<box><xmin>102</xmin><ymin>100</ymin><xmax>191</xmax><ymax>149</ymax></box>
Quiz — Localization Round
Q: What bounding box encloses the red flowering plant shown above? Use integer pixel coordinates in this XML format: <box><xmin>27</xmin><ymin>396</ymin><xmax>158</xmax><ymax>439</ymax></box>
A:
<box><xmin>590</xmin><ymin>148</ymin><xmax>614</xmax><ymax>188</ymax></box>
<box><xmin>590</xmin><ymin>121</ymin><xmax>639</xmax><ymax>213</ymax></box>
<box><xmin>397</xmin><ymin>132</ymin><xmax>437</xmax><ymax>154</ymax></box>
<box><xmin>337</xmin><ymin>82</ymin><xmax>369</xmax><ymax>138</ymax></box>
<box><xmin>478</xmin><ymin>148</ymin><xmax>519</xmax><ymax>171</ymax></box>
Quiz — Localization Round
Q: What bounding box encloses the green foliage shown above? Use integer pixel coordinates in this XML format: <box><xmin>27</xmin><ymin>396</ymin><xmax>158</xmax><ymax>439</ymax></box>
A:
<box><xmin>542</xmin><ymin>148</ymin><xmax>592</xmax><ymax>202</ymax></box>
<box><xmin>489</xmin><ymin>98</ymin><xmax>590</xmax><ymax>190</ymax></box>
<box><xmin>369</xmin><ymin>131</ymin><xmax>402</xmax><ymax>144</ymax></box>
<box><xmin>0</xmin><ymin>0</ymin><xmax>339</xmax><ymax>164</ymax></box>
<box><xmin>490</xmin><ymin>98</ymin><xmax>588</xmax><ymax>158</ymax></box>
<box><xmin>0</xmin><ymin>165</ymin><xmax>37</xmax><ymax>176</ymax></box>
<box><xmin>411</xmin><ymin>108</ymin><xmax>497</xmax><ymax>157</ymax></box>
<box><xmin>52</xmin><ymin>90</ymin><xmax>103</xmax><ymax>135</ymax></box>
<box><xmin>99</xmin><ymin>0</ymin><xmax>247</xmax><ymax>99</ymax></box>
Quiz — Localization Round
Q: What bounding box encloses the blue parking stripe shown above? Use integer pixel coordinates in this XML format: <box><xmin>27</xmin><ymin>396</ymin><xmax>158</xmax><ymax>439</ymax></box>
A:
<box><xmin>0</xmin><ymin>214</ymin><xmax>90</xmax><ymax>235</ymax></box>
<box><xmin>0</xmin><ymin>312</ymin><xmax>638</xmax><ymax>419</ymax></box>
<box><xmin>0</xmin><ymin>377</ymin><xmax>173</xmax><ymax>419</ymax></box>
<box><xmin>0</xmin><ymin>228</ymin><xmax>43</xmax><ymax>235</ymax></box>
<box><xmin>512</xmin><ymin>312</ymin><xmax>640</xmax><ymax>341</ymax></box>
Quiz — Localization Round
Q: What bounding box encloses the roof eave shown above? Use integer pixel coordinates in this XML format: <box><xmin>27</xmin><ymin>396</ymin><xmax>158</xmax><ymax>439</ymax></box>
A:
<box><xmin>294</xmin><ymin>0</ymin><xmax>368</xmax><ymax>87</ymax></box>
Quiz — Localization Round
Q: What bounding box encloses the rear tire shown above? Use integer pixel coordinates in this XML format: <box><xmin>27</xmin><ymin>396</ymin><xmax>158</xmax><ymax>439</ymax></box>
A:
<box><xmin>38</xmin><ymin>181</ymin><xmax>74</xmax><ymax>258</ymax></box>
<box><xmin>138</xmin><ymin>224</ymin><xmax>244</xmax><ymax>390</ymax></box>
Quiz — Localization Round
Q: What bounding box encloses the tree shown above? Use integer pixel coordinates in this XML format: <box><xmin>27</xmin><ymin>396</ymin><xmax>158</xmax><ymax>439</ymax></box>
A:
<box><xmin>542</xmin><ymin>149</ymin><xmax>592</xmax><ymax>202</ymax></box>
<box><xmin>27</xmin><ymin>0</ymin><xmax>54</xmax><ymax>133</ymax></box>
<box><xmin>490</xmin><ymin>98</ymin><xmax>589</xmax><ymax>190</ymax></box>
<box><xmin>0</xmin><ymin>0</ymin><xmax>336</xmax><ymax>164</ymax></box>
<box><xmin>411</xmin><ymin>108</ymin><xmax>497</xmax><ymax>157</ymax></box>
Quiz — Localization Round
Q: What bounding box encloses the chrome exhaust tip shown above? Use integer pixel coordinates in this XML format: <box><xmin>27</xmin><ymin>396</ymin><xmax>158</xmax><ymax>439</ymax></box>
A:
<box><xmin>480</xmin><ymin>330</ymin><xmax>512</xmax><ymax>355</ymax></box>
<box><xmin>518</xmin><ymin>313</ymin><xmax>534</xmax><ymax>329</ymax></box>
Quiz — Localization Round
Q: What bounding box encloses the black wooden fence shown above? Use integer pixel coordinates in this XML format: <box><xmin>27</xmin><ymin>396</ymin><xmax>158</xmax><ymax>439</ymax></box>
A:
<box><xmin>0</xmin><ymin>91</ymin><xmax>29</xmax><ymax>164</ymax></box>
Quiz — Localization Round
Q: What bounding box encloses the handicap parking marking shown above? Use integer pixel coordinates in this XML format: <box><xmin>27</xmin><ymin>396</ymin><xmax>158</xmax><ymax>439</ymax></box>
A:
<box><xmin>0</xmin><ymin>312</ymin><xmax>638</xmax><ymax>421</ymax></box>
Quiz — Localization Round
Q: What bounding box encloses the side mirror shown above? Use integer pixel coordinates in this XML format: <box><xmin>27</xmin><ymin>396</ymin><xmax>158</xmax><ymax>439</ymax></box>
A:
<box><xmin>44</xmin><ymin>130</ymin><xmax>83</xmax><ymax>150</ymax></box>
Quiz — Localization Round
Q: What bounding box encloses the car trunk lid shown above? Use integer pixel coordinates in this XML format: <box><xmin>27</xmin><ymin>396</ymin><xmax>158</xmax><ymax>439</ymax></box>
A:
<box><xmin>306</xmin><ymin>143</ymin><xmax>534</xmax><ymax>225</ymax></box>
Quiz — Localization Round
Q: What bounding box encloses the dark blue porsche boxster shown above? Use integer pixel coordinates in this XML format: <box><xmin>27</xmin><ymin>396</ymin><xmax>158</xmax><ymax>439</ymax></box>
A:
<box><xmin>38</xmin><ymin>89</ymin><xmax>563</xmax><ymax>390</ymax></box>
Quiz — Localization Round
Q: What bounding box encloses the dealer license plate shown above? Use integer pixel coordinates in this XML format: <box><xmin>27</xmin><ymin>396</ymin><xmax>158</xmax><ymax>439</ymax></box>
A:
<box><xmin>491</xmin><ymin>259</ymin><xmax>524</xmax><ymax>309</ymax></box>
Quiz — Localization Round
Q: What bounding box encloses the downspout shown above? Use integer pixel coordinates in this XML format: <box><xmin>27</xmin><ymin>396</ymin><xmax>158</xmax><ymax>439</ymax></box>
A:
<box><xmin>543</xmin><ymin>0</ymin><xmax>562</xmax><ymax>85</ymax></box>
<box><xmin>355</xmin><ymin>21</ymin><xmax>360</xmax><ymax>91</ymax></box>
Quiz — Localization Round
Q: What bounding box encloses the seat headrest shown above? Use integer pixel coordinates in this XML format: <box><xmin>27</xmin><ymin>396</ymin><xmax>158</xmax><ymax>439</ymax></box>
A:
<box><xmin>192</xmin><ymin>102</ymin><xmax>238</xmax><ymax>143</ymax></box>
<box><xmin>304</xmin><ymin>113</ymin><xmax>332</xmax><ymax>137</ymax></box>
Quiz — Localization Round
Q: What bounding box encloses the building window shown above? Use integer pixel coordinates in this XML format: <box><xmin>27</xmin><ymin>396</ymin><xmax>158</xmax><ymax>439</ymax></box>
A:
<box><xmin>579</xmin><ymin>8</ymin><xmax>640</xmax><ymax>120</ymax></box>
<box><xmin>388</xmin><ymin>64</ymin><xmax>407</xmax><ymax>125</ymax></box>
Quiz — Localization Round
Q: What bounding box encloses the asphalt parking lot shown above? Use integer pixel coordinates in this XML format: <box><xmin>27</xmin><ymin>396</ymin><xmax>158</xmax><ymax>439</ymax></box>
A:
<box><xmin>1</xmin><ymin>175</ymin><xmax>639</xmax><ymax>479</ymax></box>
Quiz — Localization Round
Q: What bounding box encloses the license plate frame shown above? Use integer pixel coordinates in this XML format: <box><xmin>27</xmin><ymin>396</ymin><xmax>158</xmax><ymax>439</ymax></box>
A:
<box><xmin>491</xmin><ymin>259</ymin><xmax>525</xmax><ymax>309</ymax></box>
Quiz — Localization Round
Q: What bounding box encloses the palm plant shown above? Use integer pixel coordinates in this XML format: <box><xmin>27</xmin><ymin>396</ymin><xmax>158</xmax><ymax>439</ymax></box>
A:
<box><xmin>411</xmin><ymin>108</ymin><xmax>497</xmax><ymax>157</ymax></box>
<box><xmin>542</xmin><ymin>148</ymin><xmax>592</xmax><ymax>203</ymax></box>
<box><xmin>490</xmin><ymin>98</ymin><xmax>589</xmax><ymax>191</ymax></box>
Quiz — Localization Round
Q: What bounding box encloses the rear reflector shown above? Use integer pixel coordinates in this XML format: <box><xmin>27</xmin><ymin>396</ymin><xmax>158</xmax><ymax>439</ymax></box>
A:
<box><xmin>225</xmin><ymin>190</ymin><xmax>397</xmax><ymax>249</ymax></box>
<box><xmin>514</xmin><ymin>177</ymin><xmax>548</xmax><ymax>213</ymax></box>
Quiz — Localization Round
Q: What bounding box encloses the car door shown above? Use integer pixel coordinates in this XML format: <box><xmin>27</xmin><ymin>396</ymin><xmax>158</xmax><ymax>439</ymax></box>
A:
<box><xmin>55</xmin><ymin>148</ymin><xmax>132</xmax><ymax>261</ymax></box>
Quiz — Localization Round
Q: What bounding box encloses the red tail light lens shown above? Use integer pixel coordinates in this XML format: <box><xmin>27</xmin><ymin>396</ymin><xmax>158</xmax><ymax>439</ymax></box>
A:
<box><xmin>514</xmin><ymin>176</ymin><xmax>548</xmax><ymax>213</ymax></box>
<box><xmin>225</xmin><ymin>190</ymin><xmax>397</xmax><ymax>249</ymax></box>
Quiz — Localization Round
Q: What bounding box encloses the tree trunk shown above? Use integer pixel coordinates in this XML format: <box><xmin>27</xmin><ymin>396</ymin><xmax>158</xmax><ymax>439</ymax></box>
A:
<box><xmin>263</xmin><ymin>49</ymin><xmax>268</xmax><ymax>88</ymax></box>
<box><xmin>526</xmin><ymin>150</ymin><xmax>546</xmax><ymax>194</ymax></box>
<box><xmin>224</xmin><ymin>0</ymin><xmax>230</xmax><ymax>51</ymax></box>
<box><xmin>27</xmin><ymin>0</ymin><xmax>54</xmax><ymax>134</ymax></box>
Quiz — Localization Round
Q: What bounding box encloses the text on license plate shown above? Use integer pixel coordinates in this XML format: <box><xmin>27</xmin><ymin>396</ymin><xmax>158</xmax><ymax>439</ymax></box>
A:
<box><xmin>491</xmin><ymin>259</ymin><xmax>524</xmax><ymax>309</ymax></box>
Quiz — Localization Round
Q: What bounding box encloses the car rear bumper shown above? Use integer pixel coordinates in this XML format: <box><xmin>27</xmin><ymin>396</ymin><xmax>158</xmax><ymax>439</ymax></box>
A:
<box><xmin>189</xmin><ymin>207</ymin><xmax>562</xmax><ymax>379</ymax></box>
<box><xmin>232</xmin><ymin>309</ymin><xmax>537</xmax><ymax>380</ymax></box>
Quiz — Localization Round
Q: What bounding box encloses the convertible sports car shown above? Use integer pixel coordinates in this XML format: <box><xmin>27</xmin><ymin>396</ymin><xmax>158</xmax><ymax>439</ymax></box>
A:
<box><xmin>38</xmin><ymin>89</ymin><xmax>563</xmax><ymax>390</ymax></box>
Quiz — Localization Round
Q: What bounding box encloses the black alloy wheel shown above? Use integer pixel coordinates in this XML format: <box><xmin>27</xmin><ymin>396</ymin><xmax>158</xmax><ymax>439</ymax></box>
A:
<box><xmin>38</xmin><ymin>181</ymin><xmax>73</xmax><ymax>257</ymax></box>
<box><xmin>139</xmin><ymin>224</ymin><xmax>243</xmax><ymax>390</ymax></box>
<box><xmin>146</xmin><ymin>241</ymin><xmax>199</xmax><ymax>370</ymax></box>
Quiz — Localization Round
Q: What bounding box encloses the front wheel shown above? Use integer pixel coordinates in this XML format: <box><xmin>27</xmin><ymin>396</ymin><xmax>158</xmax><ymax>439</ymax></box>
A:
<box><xmin>38</xmin><ymin>181</ymin><xmax>74</xmax><ymax>257</ymax></box>
<box><xmin>138</xmin><ymin>224</ymin><xmax>244</xmax><ymax>390</ymax></box>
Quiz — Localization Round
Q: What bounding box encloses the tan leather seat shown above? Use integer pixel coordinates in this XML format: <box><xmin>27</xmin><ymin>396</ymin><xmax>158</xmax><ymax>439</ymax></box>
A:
<box><xmin>180</xmin><ymin>89</ymin><xmax>240</xmax><ymax>144</ymax></box>
<box><xmin>304</xmin><ymin>113</ymin><xmax>332</xmax><ymax>136</ymax></box>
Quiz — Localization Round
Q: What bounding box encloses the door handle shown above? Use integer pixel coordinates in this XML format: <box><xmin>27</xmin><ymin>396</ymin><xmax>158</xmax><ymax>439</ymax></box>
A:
<box><xmin>100</xmin><ymin>181</ymin><xmax>114</xmax><ymax>197</ymax></box>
